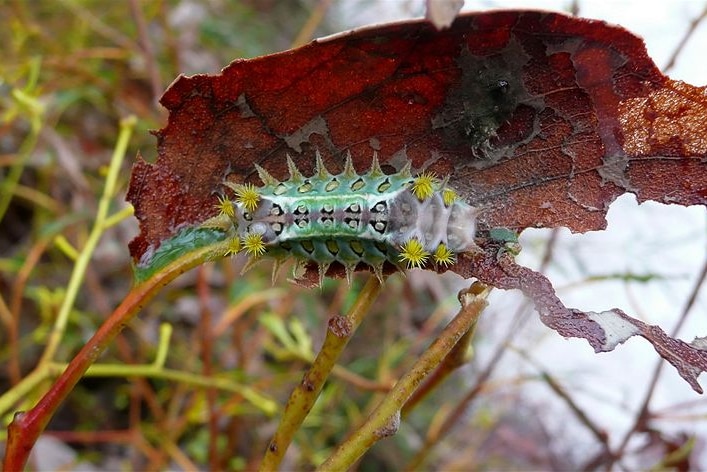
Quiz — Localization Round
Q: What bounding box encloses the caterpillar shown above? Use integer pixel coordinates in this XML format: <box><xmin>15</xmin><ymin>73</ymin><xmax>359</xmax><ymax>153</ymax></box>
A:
<box><xmin>215</xmin><ymin>153</ymin><xmax>478</xmax><ymax>284</ymax></box>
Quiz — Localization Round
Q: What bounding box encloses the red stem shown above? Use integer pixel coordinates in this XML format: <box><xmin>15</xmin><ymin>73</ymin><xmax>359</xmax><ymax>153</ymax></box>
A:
<box><xmin>2</xmin><ymin>246</ymin><xmax>215</xmax><ymax>471</ymax></box>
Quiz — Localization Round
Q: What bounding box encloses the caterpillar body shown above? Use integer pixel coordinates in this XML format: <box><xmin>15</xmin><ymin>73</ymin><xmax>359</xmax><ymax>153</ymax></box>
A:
<box><xmin>216</xmin><ymin>153</ymin><xmax>478</xmax><ymax>283</ymax></box>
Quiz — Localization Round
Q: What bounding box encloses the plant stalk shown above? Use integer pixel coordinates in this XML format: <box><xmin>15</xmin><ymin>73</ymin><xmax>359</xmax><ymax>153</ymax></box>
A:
<box><xmin>259</xmin><ymin>275</ymin><xmax>383</xmax><ymax>471</ymax></box>
<box><xmin>318</xmin><ymin>282</ymin><xmax>489</xmax><ymax>471</ymax></box>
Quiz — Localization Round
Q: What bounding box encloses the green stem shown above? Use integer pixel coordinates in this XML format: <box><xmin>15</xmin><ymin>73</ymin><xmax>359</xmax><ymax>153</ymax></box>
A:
<box><xmin>402</xmin><ymin>314</ymin><xmax>478</xmax><ymax>417</ymax></box>
<box><xmin>103</xmin><ymin>205</ymin><xmax>135</xmax><ymax>229</ymax></box>
<box><xmin>318</xmin><ymin>282</ymin><xmax>489</xmax><ymax>471</ymax></box>
<box><xmin>38</xmin><ymin>116</ymin><xmax>137</xmax><ymax>366</ymax></box>
<box><xmin>0</xmin><ymin>57</ymin><xmax>43</xmax><ymax>222</ymax></box>
<box><xmin>259</xmin><ymin>276</ymin><xmax>384</xmax><ymax>471</ymax></box>
<box><xmin>77</xmin><ymin>365</ymin><xmax>276</xmax><ymax>415</ymax></box>
<box><xmin>153</xmin><ymin>323</ymin><xmax>172</xmax><ymax>368</ymax></box>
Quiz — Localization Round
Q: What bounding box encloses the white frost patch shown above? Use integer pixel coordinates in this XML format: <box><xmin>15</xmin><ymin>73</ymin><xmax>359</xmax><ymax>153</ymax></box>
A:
<box><xmin>586</xmin><ymin>310</ymin><xmax>641</xmax><ymax>350</ymax></box>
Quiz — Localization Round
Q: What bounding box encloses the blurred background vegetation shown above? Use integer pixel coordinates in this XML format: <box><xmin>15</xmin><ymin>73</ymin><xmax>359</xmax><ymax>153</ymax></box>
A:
<box><xmin>1</xmin><ymin>1</ymin><xmax>703</xmax><ymax>470</ymax></box>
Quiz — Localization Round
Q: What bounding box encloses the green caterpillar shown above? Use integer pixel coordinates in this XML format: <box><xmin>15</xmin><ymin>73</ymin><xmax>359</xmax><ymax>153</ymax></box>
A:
<box><xmin>216</xmin><ymin>153</ymin><xmax>478</xmax><ymax>283</ymax></box>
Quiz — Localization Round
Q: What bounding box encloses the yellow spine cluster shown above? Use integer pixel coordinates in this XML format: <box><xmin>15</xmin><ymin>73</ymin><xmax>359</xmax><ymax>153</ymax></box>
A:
<box><xmin>433</xmin><ymin>243</ymin><xmax>455</xmax><ymax>267</ymax></box>
<box><xmin>215</xmin><ymin>195</ymin><xmax>235</xmax><ymax>218</ymax></box>
<box><xmin>234</xmin><ymin>183</ymin><xmax>261</xmax><ymax>212</ymax></box>
<box><xmin>241</xmin><ymin>232</ymin><xmax>267</xmax><ymax>257</ymax></box>
<box><xmin>224</xmin><ymin>237</ymin><xmax>241</xmax><ymax>256</ymax></box>
<box><xmin>442</xmin><ymin>187</ymin><xmax>457</xmax><ymax>206</ymax></box>
<box><xmin>410</xmin><ymin>172</ymin><xmax>438</xmax><ymax>201</ymax></box>
<box><xmin>399</xmin><ymin>239</ymin><xmax>429</xmax><ymax>269</ymax></box>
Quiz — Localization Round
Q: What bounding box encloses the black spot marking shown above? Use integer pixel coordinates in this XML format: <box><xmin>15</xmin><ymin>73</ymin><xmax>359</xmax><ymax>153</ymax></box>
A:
<box><xmin>294</xmin><ymin>205</ymin><xmax>309</xmax><ymax>216</ymax></box>
<box><xmin>371</xmin><ymin>221</ymin><xmax>387</xmax><ymax>233</ymax></box>
<box><xmin>350</xmin><ymin>240</ymin><xmax>364</xmax><ymax>256</ymax></box>
<box><xmin>344</xmin><ymin>217</ymin><xmax>359</xmax><ymax>230</ymax></box>
<box><xmin>372</xmin><ymin>202</ymin><xmax>387</xmax><ymax>213</ymax></box>
<box><xmin>301</xmin><ymin>240</ymin><xmax>314</xmax><ymax>253</ymax></box>
<box><xmin>326</xmin><ymin>240</ymin><xmax>339</xmax><ymax>255</ymax></box>
<box><xmin>374</xmin><ymin>242</ymin><xmax>389</xmax><ymax>254</ymax></box>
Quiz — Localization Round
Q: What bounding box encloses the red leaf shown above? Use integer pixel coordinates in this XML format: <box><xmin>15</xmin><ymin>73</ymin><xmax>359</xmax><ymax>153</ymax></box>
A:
<box><xmin>126</xmin><ymin>10</ymin><xmax>707</xmax><ymax>391</ymax></box>
<box><xmin>128</xmin><ymin>10</ymin><xmax>706</xmax><ymax>264</ymax></box>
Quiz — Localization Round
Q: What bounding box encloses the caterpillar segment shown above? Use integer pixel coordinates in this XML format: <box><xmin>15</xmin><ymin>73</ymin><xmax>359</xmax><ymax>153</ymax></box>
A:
<box><xmin>217</xmin><ymin>152</ymin><xmax>478</xmax><ymax>284</ymax></box>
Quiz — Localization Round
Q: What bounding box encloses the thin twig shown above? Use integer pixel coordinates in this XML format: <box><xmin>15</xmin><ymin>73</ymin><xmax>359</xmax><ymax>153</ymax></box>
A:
<box><xmin>404</xmin><ymin>228</ymin><xmax>561</xmax><ymax>470</ymax></box>
<box><xmin>291</xmin><ymin>0</ymin><xmax>333</xmax><ymax>48</ymax></box>
<box><xmin>402</xmin><ymin>317</ymin><xmax>477</xmax><ymax>416</ymax></box>
<box><xmin>57</xmin><ymin>0</ymin><xmax>138</xmax><ymax>51</ymax></box>
<box><xmin>212</xmin><ymin>288</ymin><xmax>286</xmax><ymax>337</ymax></box>
<box><xmin>129</xmin><ymin>0</ymin><xmax>163</xmax><ymax>106</ymax></box>
<box><xmin>663</xmin><ymin>4</ymin><xmax>707</xmax><ymax>73</ymax></box>
<box><xmin>0</xmin><ymin>294</ymin><xmax>12</xmax><ymax>332</ymax></box>
<box><xmin>258</xmin><ymin>276</ymin><xmax>384</xmax><ymax>471</ymax></box>
<box><xmin>599</xmin><ymin>251</ymin><xmax>707</xmax><ymax>470</ymax></box>
<box><xmin>539</xmin><ymin>370</ymin><xmax>608</xmax><ymax>445</ymax></box>
<box><xmin>39</xmin><ymin>116</ymin><xmax>137</xmax><ymax>366</ymax></box>
<box><xmin>8</xmin><ymin>238</ymin><xmax>51</xmax><ymax>385</ymax></box>
<box><xmin>319</xmin><ymin>282</ymin><xmax>490</xmax><ymax>471</ymax></box>
<box><xmin>197</xmin><ymin>265</ymin><xmax>220</xmax><ymax>470</ymax></box>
